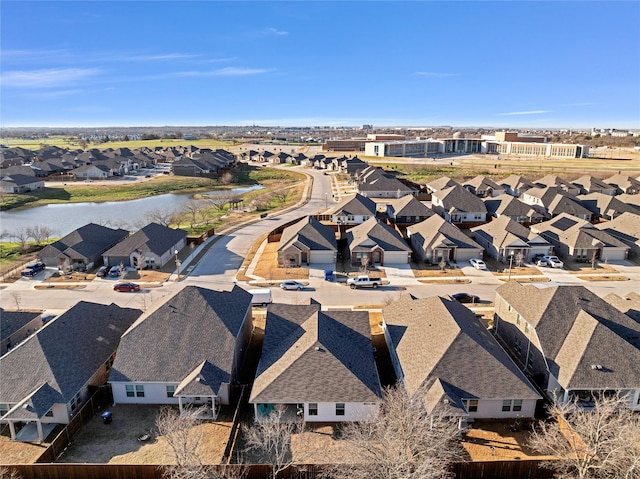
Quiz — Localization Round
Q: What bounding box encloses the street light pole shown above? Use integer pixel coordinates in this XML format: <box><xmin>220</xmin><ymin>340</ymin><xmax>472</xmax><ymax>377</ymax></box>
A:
<box><xmin>175</xmin><ymin>249</ymin><xmax>180</xmax><ymax>281</ymax></box>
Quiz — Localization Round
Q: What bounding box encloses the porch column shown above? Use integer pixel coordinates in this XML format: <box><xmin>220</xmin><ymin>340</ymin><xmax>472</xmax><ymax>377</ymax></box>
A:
<box><xmin>562</xmin><ymin>389</ymin><xmax>569</xmax><ymax>406</ymax></box>
<box><xmin>178</xmin><ymin>397</ymin><xmax>184</xmax><ymax>415</ymax></box>
<box><xmin>37</xmin><ymin>421</ymin><xmax>44</xmax><ymax>442</ymax></box>
<box><xmin>8</xmin><ymin>421</ymin><xmax>16</xmax><ymax>440</ymax></box>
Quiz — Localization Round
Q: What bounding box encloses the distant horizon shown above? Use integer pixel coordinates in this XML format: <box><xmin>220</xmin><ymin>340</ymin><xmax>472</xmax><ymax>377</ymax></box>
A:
<box><xmin>2</xmin><ymin>2</ymin><xmax>639</xmax><ymax>130</ymax></box>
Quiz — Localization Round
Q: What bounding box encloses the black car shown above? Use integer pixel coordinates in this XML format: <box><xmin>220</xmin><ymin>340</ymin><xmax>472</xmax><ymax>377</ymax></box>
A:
<box><xmin>451</xmin><ymin>293</ymin><xmax>480</xmax><ymax>304</ymax></box>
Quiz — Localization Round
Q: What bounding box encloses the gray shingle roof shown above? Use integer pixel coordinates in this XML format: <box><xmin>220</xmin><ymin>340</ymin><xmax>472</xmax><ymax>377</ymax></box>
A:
<box><xmin>0</xmin><ymin>302</ymin><xmax>142</xmax><ymax>419</ymax></box>
<box><xmin>250</xmin><ymin>303</ymin><xmax>382</xmax><ymax>404</ymax></box>
<box><xmin>38</xmin><ymin>223</ymin><xmax>129</xmax><ymax>262</ymax></box>
<box><xmin>484</xmin><ymin>195</ymin><xmax>544</xmax><ymax>220</ymax></box>
<box><xmin>0</xmin><ymin>309</ymin><xmax>40</xmax><ymax>341</ymax></box>
<box><xmin>433</xmin><ymin>185</ymin><xmax>487</xmax><ymax>214</ymax></box>
<box><xmin>346</xmin><ymin>217</ymin><xmax>412</xmax><ymax>252</ymax></box>
<box><xmin>109</xmin><ymin>286</ymin><xmax>252</xmax><ymax>394</ymax></box>
<box><xmin>329</xmin><ymin>193</ymin><xmax>377</xmax><ymax>217</ymax></box>
<box><xmin>383</xmin><ymin>295</ymin><xmax>540</xmax><ymax>410</ymax></box>
<box><xmin>531</xmin><ymin>213</ymin><xmax>628</xmax><ymax>250</ymax></box>
<box><xmin>103</xmin><ymin>223</ymin><xmax>187</xmax><ymax>257</ymax></box>
<box><xmin>471</xmin><ymin>216</ymin><xmax>549</xmax><ymax>249</ymax></box>
<box><xmin>578</xmin><ymin>192</ymin><xmax>640</xmax><ymax>218</ymax></box>
<box><xmin>407</xmin><ymin>215</ymin><xmax>483</xmax><ymax>251</ymax></box>
<box><xmin>426</xmin><ymin>177</ymin><xmax>459</xmax><ymax>192</ymax></box>
<box><xmin>496</xmin><ymin>282</ymin><xmax>640</xmax><ymax>389</ymax></box>
<box><xmin>596</xmin><ymin>212</ymin><xmax>640</xmax><ymax>246</ymax></box>
<box><xmin>278</xmin><ymin>217</ymin><xmax>337</xmax><ymax>252</ymax></box>
<box><xmin>387</xmin><ymin>195</ymin><xmax>433</xmax><ymax>219</ymax></box>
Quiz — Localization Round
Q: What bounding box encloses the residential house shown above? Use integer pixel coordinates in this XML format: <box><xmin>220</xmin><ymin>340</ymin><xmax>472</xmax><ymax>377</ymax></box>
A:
<box><xmin>386</xmin><ymin>195</ymin><xmax>433</xmax><ymax>229</ymax></box>
<box><xmin>109</xmin><ymin>285</ymin><xmax>253</xmax><ymax>419</ymax></box>
<box><xmin>335</xmin><ymin>156</ymin><xmax>368</xmax><ymax>176</ymax></box>
<box><xmin>484</xmin><ymin>195</ymin><xmax>545</xmax><ymax>224</ymax></box>
<box><xmin>72</xmin><ymin>164</ymin><xmax>112</xmax><ymax>180</ymax></box>
<box><xmin>571</xmin><ymin>175</ymin><xmax>617</xmax><ymax>196</ymax></box>
<box><xmin>499</xmin><ymin>175</ymin><xmax>535</xmax><ymax>197</ymax></box>
<box><xmin>250</xmin><ymin>302</ymin><xmax>382</xmax><ymax>422</ymax></box>
<box><xmin>494</xmin><ymin>281</ymin><xmax>640</xmax><ymax>409</ymax></box>
<box><xmin>603</xmin><ymin>174</ymin><xmax>640</xmax><ymax>195</ymax></box>
<box><xmin>102</xmin><ymin>223</ymin><xmax>187</xmax><ymax>269</ymax></box>
<box><xmin>596</xmin><ymin>212</ymin><xmax>640</xmax><ymax>259</ymax></box>
<box><xmin>382</xmin><ymin>294</ymin><xmax>540</xmax><ymax>423</ymax></box>
<box><xmin>345</xmin><ymin>217</ymin><xmax>412</xmax><ymax>266</ymax></box>
<box><xmin>603</xmin><ymin>292</ymin><xmax>640</xmax><ymax>323</ymax></box>
<box><xmin>531</xmin><ymin>213</ymin><xmax>630</xmax><ymax>262</ymax></box>
<box><xmin>463</xmin><ymin>175</ymin><xmax>505</xmax><ymax>197</ymax></box>
<box><xmin>38</xmin><ymin>223</ymin><xmax>130</xmax><ymax>271</ymax></box>
<box><xmin>471</xmin><ymin>216</ymin><xmax>551</xmax><ymax>262</ymax></box>
<box><xmin>578</xmin><ymin>192</ymin><xmax>640</xmax><ymax>220</ymax></box>
<box><xmin>1</xmin><ymin>309</ymin><xmax>43</xmax><ymax>356</ymax></box>
<box><xmin>521</xmin><ymin>187</ymin><xmax>593</xmax><ymax>220</ymax></box>
<box><xmin>534</xmin><ymin>175</ymin><xmax>581</xmax><ymax>195</ymax></box>
<box><xmin>0</xmin><ymin>174</ymin><xmax>45</xmax><ymax>193</ymax></box>
<box><xmin>0</xmin><ymin>302</ymin><xmax>142</xmax><ymax>441</ymax></box>
<box><xmin>277</xmin><ymin>216</ymin><xmax>337</xmax><ymax>267</ymax></box>
<box><xmin>425</xmin><ymin>176</ymin><xmax>459</xmax><ymax>195</ymax></box>
<box><xmin>431</xmin><ymin>184</ymin><xmax>487</xmax><ymax>226</ymax></box>
<box><xmin>329</xmin><ymin>193</ymin><xmax>377</xmax><ymax>226</ymax></box>
<box><xmin>407</xmin><ymin>215</ymin><xmax>484</xmax><ymax>264</ymax></box>
<box><xmin>356</xmin><ymin>168</ymin><xmax>416</xmax><ymax>198</ymax></box>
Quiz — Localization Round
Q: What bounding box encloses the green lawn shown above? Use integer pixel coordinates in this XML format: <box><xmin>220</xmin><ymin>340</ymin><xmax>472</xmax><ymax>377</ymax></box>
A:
<box><xmin>2</xmin><ymin>136</ymin><xmax>234</xmax><ymax>151</ymax></box>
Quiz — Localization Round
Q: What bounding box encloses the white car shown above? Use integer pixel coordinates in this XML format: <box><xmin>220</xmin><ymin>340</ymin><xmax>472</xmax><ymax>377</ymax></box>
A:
<box><xmin>281</xmin><ymin>280</ymin><xmax>304</xmax><ymax>291</ymax></box>
<box><xmin>541</xmin><ymin>255</ymin><xmax>564</xmax><ymax>268</ymax></box>
<box><xmin>469</xmin><ymin>258</ymin><xmax>488</xmax><ymax>270</ymax></box>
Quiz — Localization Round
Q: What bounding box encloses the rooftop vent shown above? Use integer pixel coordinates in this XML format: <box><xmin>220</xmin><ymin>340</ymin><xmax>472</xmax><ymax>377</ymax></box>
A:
<box><xmin>590</xmin><ymin>364</ymin><xmax>603</xmax><ymax>370</ymax></box>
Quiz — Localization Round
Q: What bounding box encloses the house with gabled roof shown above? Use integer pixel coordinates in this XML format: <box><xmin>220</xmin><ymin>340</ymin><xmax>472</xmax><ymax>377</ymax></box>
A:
<box><xmin>102</xmin><ymin>222</ymin><xmax>187</xmax><ymax>269</ymax></box>
<box><xmin>0</xmin><ymin>174</ymin><xmax>45</xmax><ymax>194</ymax></box>
<box><xmin>0</xmin><ymin>302</ymin><xmax>142</xmax><ymax>442</ymax></box>
<box><xmin>329</xmin><ymin>193</ymin><xmax>377</xmax><ymax>226</ymax></box>
<box><xmin>72</xmin><ymin>163</ymin><xmax>112</xmax><ymax>180</ymax></box>
<box><xmin>471</xmin><ymin>216</ymin><xmax>551</xmax><ymax>262</ymax></box>
<box><xmin>571</xmin><ymin>175</ymin><xmax>616</xmax><ymax>196</ymax></box>
<box><xmin>603</xmin><ymin>292</ymin><xmax>640</xmax><ymax>323</ymax></box>
<box><xmin>356</xmin><ymin>169</ymin><xmax>416</xmax><ymax>198</ymax></box>
<box><xmin>521</xmin><ymin>187</ymin><xmax>593</xmax><ymax>220</ymax></box>
<box><xmin>596</xmin><ymin>212</ymin><xmax>640</xmax><ymax>259</ymax></box>
<box><xmin>407</xmin><ymin>214</ymin><xmax>483</xmax><ymax>264</ymax></box>
<box><xmin>250</xmin><ymin>302</ymin><xmax>382</xmax><ymax>422</ymax></box>
<box><xmin>431</xmin><ymin>184</ymin><xmax>487</xmax><ymax>226</ymax></box>
<box><xmin>531</xmin><ymin>213</ymin><xmax>630</xmax><ymax>262</ymax></box>
<box><xmin>386</xmin><ymin>195</ymin><xmax>433</xmax><ymax>228</ymax></box>
<box><xmin>1</xmin><ymin>309</ymin><xmax>43</xmax><ymax>356</ymax></box>
<box><xmin>484</xmin><ymin>195</ymin><xmax>545</xmax><ymax>224</ymax></box>
<box><xmin>277</xmin><ymin>216</ymin><xmax>337</xmax><ymax>267</ymax></box>
<box><xmin>38</xmin><ymin>223</ymin><xmax>130</xmax><ymax>271</ymax></box>
<box><xmin>499</xmin><ymin>175</ymin><xmax>535</xmax><ymax>197</ymax></box>
<box><xmin>578</xmin><ymin>192</ymin><xmax>640</xmax><ymax>220</ymax></box>
<box><xmin>603</xmin><ymin>174</ymin><xmax>640</xmax><ymax>195</ymax></box>
<box><xmin>463</xmin><ymin>175</ymin><xmax>505</xmax><ymax>198</ymax></box>
<box><xmin>534</xmin><ymin>175</ymin><xmax>581</xmax><ymax>195</ymax></box>
<box><xmin>109</xmin><ymin>285</ymin><xmax>253</xmax><ymax>419</ymax></box>
<box><xmin>425</xmin><ymin>176</ymin><xmax>459</xmax><ymax>194</ymax></box>
<box><xmin>345</xmin><ymin>217</ymin><xmax>412</xmax><ymax>265</ymax></box>
<box><xmin>494</xmin><ymin>281</ymin><xmax>640</xmax><ymax>409</ymax></box>
<box><xmin>382</xmin><ymin>295</ymin><xmax>540</xmax><ymax>423</ymax></box>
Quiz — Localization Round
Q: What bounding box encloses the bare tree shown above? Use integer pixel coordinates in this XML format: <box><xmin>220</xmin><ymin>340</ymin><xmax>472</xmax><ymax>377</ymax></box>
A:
<box><xmin>271</xmin><ymin>182</ymin><xmax>293</xmax><ymax>204</ymax></box>
<box><xmin>220</xmin><ymin>172</ymin><xmax>233</xmax><ymax>185</ymax></box>
<box><xmin>439</xmin><ymin>258</ymin><xmax>447</xmax><ymax>272</ymax></box>
<box><xmin>360</xmin><ymin>255</ymin><xmax>370</xmax><ymax>273</ymax></box>
<box><xmin>146</xmin><ymin>207</ymin><xmax>176</xmax><ymax>228</ymax></box>
<box><xmin>206</xmin><ymin>191</ymin><xmax>236</xmax><ymax>211</ymax></box>
<box><xmin>515</xmin><ymin>252</ymin><xmax>524</xmax><ymax>268</ymax></box>
<box><xmin>9</xmin><ymin>292</ymin><xmax>21</xmax><ymax>311</ymax></box>
<box><xmin>529</xmin><ymin>394</ymin><xmax>640</xmax><ymax>479</ymax></box>
<box><xmin>242</xmin><ymin>405</ymin><xmax>305</xmax><ymax>479</ymax></box>
<box><xmin>182</xmin><ymin>199</ymin><xmax>203</xmax><ymax>229</ymax></box>
<box><xmin>10</xmin><ymin>228</ymin><xmax>30</xmax><ymax>252</ymax></box>
<box><xmin>327</xmin><ymin>384</ymin><xmax>464</xmax><ymax>479</ymax></box>
<box><xmin>26</xmin><ymin>225</ymin><xmax>56</xmax><ymax>245</ymax></box>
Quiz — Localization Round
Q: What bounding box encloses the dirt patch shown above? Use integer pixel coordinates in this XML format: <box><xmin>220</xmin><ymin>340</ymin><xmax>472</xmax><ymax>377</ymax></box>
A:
<box><xmin>417</xmin><ymin>278</ymin><xmax>471</xmax><ymax>284</ymax></box>
<box><xmin>410</xmin><ymin>262</ymin><xmax>467</xmax><ymax>278</ymax></box>
<box><xmin>576</xmin><ymin>275</ymin><xmax>629</xmax><ymax>282</ymax></box>
<box><xmin>34</xmin><ymin>284</ymin><xmax>88</xmax><ymax>290</ymax></box>
<box><xmin>460</xmin><ymin>420</ymin><xmax>555</xmax><ymax>462</ymax></box>
<box><xmin>492</xmin><ymin>267</ymin><xmax>543</xmax><ymax>277</ymax></box>
<box><xmin>0</xmin><ymin>424</ymin><xmax>57</xmax><ymax>464</ymax></box>
<box><xmin>59</xmin><ymin>404</ymin><xmax>232</xmax><ymax>464</ymax></box>
<box><xmin>46</xmin><ymin>272</ymin><xmax>95</xmax><ymax>282</ymax></box>
<box><xmin>125</xmin><ymin>270</ymin><xmax>171</xmax><ymax>282</ymax></box>
<box><xmin>497</xmin><ymin>276</ymin><xmax>551</xmax><ymax>283</ymax></box>
<box><xmin>565</xmin><ymin>262</ymin><xmax>618</xmax><ymax>273</ymax></box>
<box><xmin>369</xmin><ymin>311</ymin><xmax>384</xmax><ymax>335</ymax></box>
<box><xmin>251</xmin><ymin>242</ymin><xmax>309</xmax><ymax>281</ymax></box>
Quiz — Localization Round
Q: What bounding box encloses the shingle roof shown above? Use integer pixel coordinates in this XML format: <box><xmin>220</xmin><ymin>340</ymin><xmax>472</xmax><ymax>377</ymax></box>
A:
<box><xmin>596</xmin><ymin>212</ymin><xmax>640</xmax><ymax>246</ymax></box>
<box><xmin>433</xmin><ymin>185</ymin><xmax>487</xmax><ymax>214</ymax></box>
<box><xmin>278</xmin><ymin>217</ymin><xmax>337</xmax><ymax>252</ymax></box>
<box><xmin>407</xmin><ymin>215</ymin><xmax>483</xmax><ymax>251</ymax></box>
<box><xmin>346</xmin><ymin>217</ymin><xmax>412</xmax><ymax>252</ymax></box>
<box><xmin>499</xmin><ymin>175</ymin><xmax>535</xmax><ymax>192</ymax></box>
<box><xmin>603</xmin><ymin>174</ymin><xmax>640</xmax><ymax>194</ymax></box>
<box><xmin>531</xmin><ymin>213</ymin><xmax>628</xmax><ymax>250</ymax></box>
<box><xmin>109</xmin><ymin>286</ymin><xmax>252</xmax><ymax>395</ymax></box>
<box><xmin>387</xmin><ymin>195</ymin><xmax>433</xmax><ymax>218</ymax></box>
<box><xmin>484</xmin><ymin>195</ymin><xmax>544</xmax><ymax>220</ymax></box>
<box><xmin>39</xmin><ymin>223</ymin><xmax>129</xmax><ymax>261</ymax></box>
<box><xmin>496</xmin><ymin>281</ymin><xmax>640</xmax><ymax>389</ymax></box>
<box><xmin>250</xmin><ymin>303</ymin><xmax>382</xmax><ymax>404</ymax></box>
<box><xmin>463</xmin><ymin>175</ymin><xmax>503</xmax><ymax>192</ymax></box>
<box><xmin>0</xmin><ymin>309</ymin><xmax>40</xmax><ymax>341</ymax></box>
<box><xmin>426</xmin><ymin>177</ymin><xmax>459</xmax><ymax>191</ymax></box>
<box><xmin>571</xmin><ymin>175</ymin><xmax>615</xmax><ymax>193</ymax></box>
<box><xmin>383</xmin><ymin>295</ymin><xmax>540</xmax><ymax>410</ymax></box>
<box><xmin>329</xmin><ymin>193</ymin><xmax>377</xmax><ymax>217</ymax></box>
<box><xmin>103</xmin><ymin>223</ymin><xmax>187</xmax><ymax>257</ymax></box>
<box><xmin>578</xmin><ymin>192</ymin><xmax>640</xmax><ymax>218</ymax></box>
<box><xmin>471</xmin><ymin>216</ymin><xmax>548</xmax><ymax>249</ymax></box>
<box><xmin>0</xmin><ymin>302</ymin><xmax>142</xmax><ymax>419</ymax></box>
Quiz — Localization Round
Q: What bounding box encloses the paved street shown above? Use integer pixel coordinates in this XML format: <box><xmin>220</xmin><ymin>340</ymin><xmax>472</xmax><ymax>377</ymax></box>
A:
<box><xmin>2</xmin><ymin>166</ymin><xmax>639</xmax><ymax>313</ymax></box>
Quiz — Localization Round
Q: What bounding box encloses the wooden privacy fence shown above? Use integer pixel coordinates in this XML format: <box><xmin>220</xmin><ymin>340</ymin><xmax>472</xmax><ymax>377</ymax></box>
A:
<box><xmin>4</xmin><ymin>460</ymin><xmax>558</xmax><ymax>479</ymax></box>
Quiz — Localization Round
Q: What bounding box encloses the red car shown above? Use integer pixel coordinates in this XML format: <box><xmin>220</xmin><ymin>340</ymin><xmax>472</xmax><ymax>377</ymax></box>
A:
<box><xmin>113</xmin><ymin>282</ymin><xmax>140</xmax><ymax>292</ymax></box>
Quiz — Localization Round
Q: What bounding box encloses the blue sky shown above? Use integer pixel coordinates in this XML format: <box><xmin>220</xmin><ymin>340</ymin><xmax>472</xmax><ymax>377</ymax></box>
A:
<box><xmin>2</xmin><ymin>1</ymin><xmax>639</xmax><ymax>129</ymax></box>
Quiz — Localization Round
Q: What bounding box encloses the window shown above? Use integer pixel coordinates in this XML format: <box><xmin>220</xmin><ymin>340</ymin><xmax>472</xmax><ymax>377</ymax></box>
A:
<box><xmin>126</xmin><ymin>385</ymin><xmax>135</xmax><ymax>397</ymax></box>
<box><xmin>502</xmin><ymin>400</ymin><xmax>512</xmax><ymax>412</ymax></box>
<box><xmin>71</xmin><ymin>392</ymin><xmax>81</xmax><ymax>411</ymax></box>
<box><xmin>466</xmin><ymin>399</ymin><xmax>478</xmax><ymax>412</ymax></box>
<box><xmin>166</xmin><ymin>385</ymin><xmax>176</xmax><ymax>398</ymax></box>
<box><xmin>135</xmin><ymin>385</ymin><xmax>145</xmax><ymax>398</ymax></box>
<box><xmin>336</xmin><ymin>403</ymin><xmax>345</xmax><ymax>416</ymax></box>
<box><xmin>308</xmin><ymin>403</ymin><xmax>318</xmax><ymax>416</ymax></box>
<box><xmin>513</xmin><ymin>399</ymin><xmax>523</xmax><ymax>412</ymax></box>
<box><xmin>0</xmin><ymin>404</ymin><xmax>10</xmax><ymax>416</ymax></box>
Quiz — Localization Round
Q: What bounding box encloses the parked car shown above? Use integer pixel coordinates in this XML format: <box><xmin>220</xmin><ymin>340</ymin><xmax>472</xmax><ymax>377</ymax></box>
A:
<box><xmin>346</xmin><ymin>275</ymin><xmax>383</xmax><ymax>289</ymax></box>
<box><xmin>281</xmin><ymin>280</ymin><xmax>305</xmax><ymax>291</ymax></box>
<box><xmin>469</xmin><ymin>258</ymin><xmax>488</xmax><ymax>270</ymax></box>
<box><xmin>96</xmin><ymin>266</ymin><xmax>109</xmax><ymax>277</ymax></box>
<box><xmin>113</xmin><ymin>282</ymin><xmax>140</xmax><ymax>292</ymax></box>
<box><xmin>538</xmin><ymin>255</ymin><xmax>564</xmax><ymax>269</ymax></box>
<box><xmin>108</xmin><ymin>266</ymin><xmax>122</xmax><ymax>277</ymax></box>
<box><xmin>21</xmin><ymin>262</ymin><xmax>46</xmax><ymax>277</ymax></box>
<box><xmin>451</xmin><ymin>292</ymin><xmax>480</xmax><ymax>304</ymax></box>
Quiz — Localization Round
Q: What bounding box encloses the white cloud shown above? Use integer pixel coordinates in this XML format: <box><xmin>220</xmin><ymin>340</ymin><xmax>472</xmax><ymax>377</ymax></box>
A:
<box><xmin>1</xmin><ymin>68</ymin><xmax>103</xmax><ymax>88</ymax></box>
<box><xmin>415</xmin><ymin>72</ymin><xmax>460</xmax><ymax>78</ymax></box>
<box><xmin>267</xmin><ymin>27</ymin><xmax>288</xmax><ymax>35</ymax></box>
<box><xmin>499</xmin><ymin>110</ymin><xmax>552</xmax><ymax>116</ymax></box>
<box><xmin>175</xmin><ymin>67</ymin><xmax>271</xmax><ymax>77</ymax></box>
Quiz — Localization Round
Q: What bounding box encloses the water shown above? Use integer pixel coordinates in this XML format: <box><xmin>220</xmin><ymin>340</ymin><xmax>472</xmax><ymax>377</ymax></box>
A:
<box><xmin>0</xmin><ymin>185</ymin><xmax>263</xmax><ymax>237</ymax></box>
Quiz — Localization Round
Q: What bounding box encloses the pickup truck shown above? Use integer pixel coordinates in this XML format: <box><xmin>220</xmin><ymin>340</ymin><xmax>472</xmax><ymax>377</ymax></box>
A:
<box><xmin>21</xmin><ymin>262</ymin><xmax>46</xmax><ymax>277</ymax></box>
<box><xmin>347</xmin><ymin>275</ymin><xmax>383</xmax><ymax>289</ymax></box>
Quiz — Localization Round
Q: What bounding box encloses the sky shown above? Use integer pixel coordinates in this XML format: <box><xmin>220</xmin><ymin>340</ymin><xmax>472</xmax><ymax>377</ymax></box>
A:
<box><xmin>1</xmin><ymin>1</ymin><xmax>639</xmax><ymax>129</ymax></box>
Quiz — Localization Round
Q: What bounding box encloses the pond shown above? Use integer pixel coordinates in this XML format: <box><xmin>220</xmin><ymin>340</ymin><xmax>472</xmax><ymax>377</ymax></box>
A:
<box><xmin>0</xmin><ymin>185</ymin><xmax>263</xmax><ymax>237</ymax></box>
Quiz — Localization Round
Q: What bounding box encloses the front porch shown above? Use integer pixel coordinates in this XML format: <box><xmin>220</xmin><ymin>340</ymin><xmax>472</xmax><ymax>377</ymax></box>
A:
<box><xmin>177</xmin><ymin>395</ymin><xmax>220</xmax><ymax>420</ymax></box>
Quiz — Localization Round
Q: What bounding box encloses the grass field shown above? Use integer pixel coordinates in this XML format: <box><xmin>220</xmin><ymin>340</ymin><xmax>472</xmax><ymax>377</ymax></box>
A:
<box><xmin>1</xmin><ymin>136</ymin><xmax>234</xmax><ymax>151</ymax></box>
